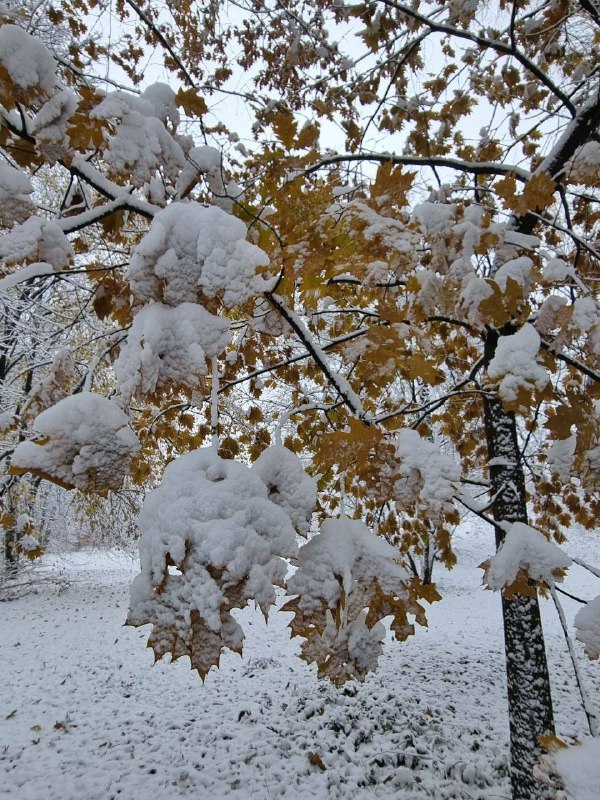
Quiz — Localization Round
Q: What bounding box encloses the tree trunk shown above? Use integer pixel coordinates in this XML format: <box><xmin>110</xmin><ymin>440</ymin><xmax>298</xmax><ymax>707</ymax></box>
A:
<box><xmin>3</xmin><ymin>525</ymin><xmax>17</xmax><ymax>576</ymax></box>
<box><xmin>484</xmin><ymin>392</ymin><xmax>554</xmax><ymax>800</ymax></box>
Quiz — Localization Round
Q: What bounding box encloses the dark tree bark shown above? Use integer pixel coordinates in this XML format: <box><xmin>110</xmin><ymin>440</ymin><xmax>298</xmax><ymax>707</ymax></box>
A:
<box><xmin>481</xmin><ymin>88</ymin><xmax>600</xmax><ymax>799</ymax></box>
<box><xmin>484</xmin><ymin>390</ymin><xmax>554</xmax><ymax>800</ymax></box>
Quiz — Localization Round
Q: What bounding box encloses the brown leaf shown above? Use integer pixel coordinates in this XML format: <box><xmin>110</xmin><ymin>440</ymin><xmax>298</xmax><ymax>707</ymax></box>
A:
<box><xmin>308</xmin><ymin>752</ymin><xmax>327</xmax><ymax>770</ymax></box>
<box><xmin>176</xmin><ymin>88</ymin><xmax>208</xmax><ymax>117</ymax></box>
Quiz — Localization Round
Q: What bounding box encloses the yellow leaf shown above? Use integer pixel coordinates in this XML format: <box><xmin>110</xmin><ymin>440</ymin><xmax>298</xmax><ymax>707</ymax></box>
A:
<box><xmin>296</xmin><ymin>122</ymin><xmax>320</xmax><ymax>150</ymax></box>
<box><xmin>523</xmin><ymin>172</ymin><xmax>557</xmax><ymax>212</ymax></box>
<box><xmin>409</xmin><ymin>577</ymin><xmax>442</xmax><ymax>604</ymax></box>
<box><xmin>478</xmin><ymin>281</ymin><xmax>511</xmax><ymax>326</ymax></box>
<box><xmin>271</xmin><ymin>108</ymin><xmax>297</xmax><ymax>149</ymax></box>
<box><xmin>403</xmin><ymin>354</ymin><xmax>445</xmax><ymax>385</ymax></box>
<box><xmin>176</xmin><ymin>88</ymin><xmax>208</xmax><ymax>117</ymax></box>
<box><xmin>308</xmin><ymin>752</ymin><xmax>327</xmax><ymax>771</ymax></box>
<box><xmin>538</xmin><ymin>734</ymin><xmax>568</xmax><ymax>752</ymax></box>
<box><xmin>316</xmin><ymin>417</ymin><xmax>382</xmax><ymax>472</ymax></box>
<box><xmin>370</xmin><ymin>162</ymin><xmax>415</xmax><ymax>206</ymax></box>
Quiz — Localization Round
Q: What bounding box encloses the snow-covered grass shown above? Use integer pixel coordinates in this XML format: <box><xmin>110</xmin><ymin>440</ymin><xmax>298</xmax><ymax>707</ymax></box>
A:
<box><xmin>1</xmin><ymin>523</ymin><xmax>599</xmax><ymax>800</ymax></box>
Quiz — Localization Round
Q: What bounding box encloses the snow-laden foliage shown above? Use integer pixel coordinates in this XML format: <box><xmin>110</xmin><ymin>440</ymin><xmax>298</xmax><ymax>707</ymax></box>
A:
<box><xmin>115</xmin><ymin>302</ymin><xmax>231</xmax><ymax>401</ymax></box>
<box><xmin>0</xmin><ymin>23</ymin><xmax>56</xmax><ymax>101</ymax></box>
<box><xmin>0</xmin><ymin>216</ymin><xmax>72</xmax><ymax>269</ymax></box>
<box><xmin>91</xmin><ymin>88</ymin><xmax>185</xmax><ymax>187</ymax></box>
<box><xmin>575</xmin><ymin>596</ymin><xmax>600</xmax><ymax>660</ymax></box>
<box><xmin>21</xmin><ymin>348</ymin><xmax>74</xmax><ymax>420</ymax></box>
<box><xmin>10</xmin><ymin>393</ymin><xmax>140</xmax><ymax>495</ymax></box>
<box><xmin>566</xmin><ymin>141</ymin><xmax>600</xmax><ymax>186</ymax></box>
<box><xmin>30</xmin><ymin>89</ymin><xmax>78</xmax><ymax>163</ymax></box>
<box><xmin>252</xmin><ymin>445</ymin><xmax>317</xmax><ymax>537</ymax></box>
<box><xmin>0</xmin><ymin>162</ymin><xmax>34</xmax><ymax>227</ymax></box>
<box><xmin>483</xmin><ymin>522</ymin><xmax>572</xmax><ymax>593</ymax></box>
<box><xmin>127</xmin><ymin>447</ymin><xmax>298</xmax><ymax>678</ymax></box>
<box><xmin>487</xmin><ymin>323</ymin><xmax>549</xmax><ymax>410</ymax></box>
<box><xmin>2</xmin><ymin>3</ymin><xmax>600</xmax><ymax>792</ymax></box>
<box><xmin>127</xmin><ymin>201</ymin><xmax>271</xmax><ymax>308</ymax></box>
<box><xmin>177</xmin><ymin>145</ymin><xmax>224</xmax><ymax>200</ymax></box>
<box><xmin>391</xmin><ymin>429</ymin><xmax>460</xmax><ymax>519</ymax></box>
<box><xmin>284</xmin><ymin>516</ymin><xmax>418</xmax><ymax>684</ymax></box>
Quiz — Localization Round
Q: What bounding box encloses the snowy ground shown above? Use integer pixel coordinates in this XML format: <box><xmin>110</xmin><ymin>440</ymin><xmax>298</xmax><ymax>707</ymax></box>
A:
<box><xmin>1</xmin><ymin>522</ymin><xmax>600</xmax><ymax>800</ymax></box>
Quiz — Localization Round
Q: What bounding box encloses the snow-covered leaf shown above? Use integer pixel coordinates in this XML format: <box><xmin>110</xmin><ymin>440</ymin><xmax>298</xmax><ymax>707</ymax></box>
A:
<box><xmin>283</xmin><ymin>516</ymin><xmax>417</xmax><ymax>684</ymax></box>
<box><xmin>127</xmin><ymin>447</ymin><xmax>297</xmax><ymax>678</ymax></box>
<box><xmin>10</xmin><ymin>393</ymin><xmax>140</xmax><ymax>495</ymax></box>
<box><xmin>482</xmin><ymin>522</ymin><xmax>571</xmax><ymax>594</ymax></box>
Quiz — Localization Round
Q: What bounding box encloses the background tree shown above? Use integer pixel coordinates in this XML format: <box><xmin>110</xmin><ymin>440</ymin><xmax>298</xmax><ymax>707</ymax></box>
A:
<box><xmin>1</xmin><ymin>3</ymin><xmax>599</xmax><ymax>800</ymax></box>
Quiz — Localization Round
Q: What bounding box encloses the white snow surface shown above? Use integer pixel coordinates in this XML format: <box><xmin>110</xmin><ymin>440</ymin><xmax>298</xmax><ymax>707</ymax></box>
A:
<box><xmin>554</xmin><ymin>738</ymin><xmax>600</xmax><ymax>800</ymax></box>
<box><xmin>3</xmin><ymin>523</ymin><xmax>600</xmax><ymax>800</ymax></box>
<box><xmin>0</xmin><ymin>261</ymin><xmax>55</xmax><ymax>290</ymax></box>
<box><xmin>546</xmin><ymin>434</ymin><xmax>577</xmax><ymax>482</ymax></box>
<box><xmin>92</xmin><ymin>89</ymin><xmax>185</xmax><ymax>187</ymax></box>
<box><xmin>0</xmin><ymin>162</ymin><xmax>34</xmax><ymax>227</ymax></box>
<box><xmin>575</xmin><ymin>596</ymin><xmax>600</xmax><ymax>660</ymax></box>
<box><xmin>543</xmin><ymin>257</ymin><xmax>572</xmax><ymax>283</ymax></box>
<box><xmin>252</xmin><ymin>445</ymin><xmax>317</xmax><ymax>537</ymax></box>
<box><xmin>484</xmin><ymin>522</ymin><xmax>572</xmax><ymax>590</ymax></box>
<box><xmin>458</xmin><ymin>272</ymin><xmax>494</xmax><ymax>325</ymax></box>
<box><xmin>0</xmin><ymin>23</ymin><xmax>57</xmax><ymax>99</ymax></box>
<box><xmin>412</xmin><ymin>202</ymin><xmax>456</xmax><ymax>236</ymax></box>
<box><xmin>288</xmin><ymin>516</ymin><xmax>408</xmax><ymax>612</ymax></box>
<box><xmin>487</xmin><ymin>322</ymin><xmax>549</xmax><ymax>405</ymax></box>
<box><xmin>392</xmin><ymin>429</ymin><xmax>460</xmax><ymax>518</ymax></box>
<box><xmin>15</xmin><ymin>532</ymin><xmax>40</xmax><ymax>552</ymax></box>
<box><xmin>10</xmin><ymin>392</ymin><xmax>139</xmax><ymax>493</ymax></box>
<box><xmin>127</xmin><ymin>201</ymin><xmax>271</xmax><ymax>308</ymax></box>
<box><xmin>140</xmin><ymin>82</ymin><xmax>180</xmax><ymax>126</ymax></box>
<box><xmin>114</xmin><ymin>302</ymin><xmax>231</xmax><ymax>401</ymax></box>
<box><xmin>535</xmin><ymin>294</ymin><xmax>568</xmax><ymax>335</ymax></box>
<box><xmin>0</xmin><ymin>216</ymin><xmax>72</xmax><ymax>268</ymax></box>
<box><xmin>177</xmin><ymin>145</ymin><xmax>223</xmax><ymax>198</ymax></box>
<box><xmin>570</xmin><ymin>298</ymin><xmax>600</xmax><ymax>353</ymax></box>
<box><xmin>566</xmin><ymin>140</ymin><xmax>600</xmax><ymax>184</ymax></box>
<box><xmin>494</xmin><ymin>255</ymin><xmax>533</xmax><ymax>292</ymax></box>
<box><xmin>129</xmin><ymin>447</ymin><xmax>298</xmax><ymax>634</ymax></box>
<box><xmin>30</xmin><ymin>89</ymin><xmax>78</xmax><ymax>162</ymax></box>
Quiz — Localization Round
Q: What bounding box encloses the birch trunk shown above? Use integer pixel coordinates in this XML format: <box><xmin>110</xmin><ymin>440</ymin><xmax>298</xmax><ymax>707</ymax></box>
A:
<box><xmin>484</xmin><ymin>376</ymin><xmax>554</xmax><ymax>800</ymax></box>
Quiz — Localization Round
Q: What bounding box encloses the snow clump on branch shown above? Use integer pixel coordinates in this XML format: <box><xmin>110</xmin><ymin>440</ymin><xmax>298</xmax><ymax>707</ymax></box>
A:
<box><xmin>0</xmin><ymin>216</ymin><xmax>72</xmax><ymax>269</ymax></box>
<box><xmin>0</xmin><ymin>24</ymin><xmax>57</xmax><ymax>102</ymax></box>
<box><xmin>30</xmin><ymin>89</ymin><xmax>79</xmax><ymax>163</ymax></box>
<box><xmin>10</xmin><ymin>393</ymin><xmax>140</xmax><ymax>495</ymax></box>
<box><xmin>127</xmin><ymin>201</ymin><xmax>272</xmax><ymax>308</ymax></box>
<box><xmin>487</xmin><ymin>323</ymin><xmax>549</xmax><ymax>408</ymax></box>
<box><xmin>127</xmin><ymin>446</ymin><xmax>298</xmax><ymax>678</ymax></box>
<box><xmin>284</xmin><ymin>516</ymin><xmax>415</xmax><ymax>684</ymax></box>
<box><xmin>391</xmin><ymin>429</ymin><xmax>460</xmax><ymax>519</ymax></box>
<box><xmin>575</xmin><ymin>596</ymin><xmax>600</xmax><ymax>660</ymax></box>
<box><xmin>114</xmin><ymin>302</ymin><xmax>231</xmax><ymax>402</ymax></box>
<box><xmin>483</xmin><ymin>522</ymin><xmax>572</xmax><ymax>591</ymax></box>
<box><xmin>91</xmin><ymin>87</ymin><xmax>185</xmax><ymax>188</ymax></box>
<box><xmin>252</xmin><ymin>445</ymin><xmax>317</xmax><ymax>537</ymax></box>
<box><xmin>0</xmin><ymin>162</ymin><xmax>35</xmax><ymax>227</ymax></box>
